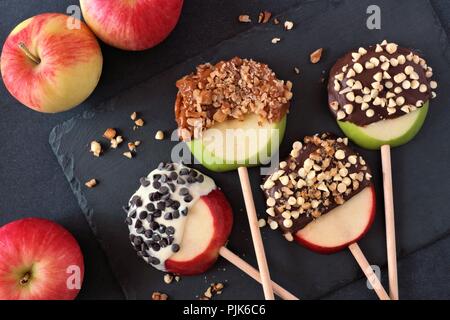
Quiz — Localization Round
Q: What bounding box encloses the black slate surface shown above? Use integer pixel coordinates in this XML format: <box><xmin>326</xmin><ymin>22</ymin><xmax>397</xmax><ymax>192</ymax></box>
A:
<box><xmin>49</xmin><ymin>0</ymin><xmax>450</xmax><ymax>300</ymax></box>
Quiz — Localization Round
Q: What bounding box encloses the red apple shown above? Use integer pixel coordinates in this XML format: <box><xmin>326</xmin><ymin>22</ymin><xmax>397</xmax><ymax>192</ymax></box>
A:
<box><xmin>295</xmin><ymin>186</ymin><xmax>376</xmax><ymax>254</ymax></box>
<box><xmin>165</xmin><ymin>189</ymin><xmax>233</xmax><ymax>275</ymax></box>
<box><xmin>80</xmin><ymin>0</ymin><xmax>184</xmax><ymax>51</ymax></box>
<box><xmin>0</xmin><ymin>13</ymin><xmax>103</xmax><ymax>113</ymax></box>
<box><xmin>0</xmin><ymin>218</ymin><xmax>84</xmax><ymax>300</ymax></box>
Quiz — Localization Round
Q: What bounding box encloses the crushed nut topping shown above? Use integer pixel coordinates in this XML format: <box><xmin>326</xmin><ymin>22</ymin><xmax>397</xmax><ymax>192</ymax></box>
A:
<box><xmin>199</xmin><ymin>283</ymin><xmax>224</xmax><ymax>300</ymax></box>
<box><xmin>238</xmin><ymin>15</ymin><xmax>251</xmax><ymax>23</ymax></box>
<box><xmin>151</xmin><ymin>291</ymin><xmax>168</xmax><ymax>300</ymax></box>
<box><xmin>258</xmin><ymin>11</ymin><xmax>272</xmax><ymax>24</ymax></box>
<box><xmin>262</xmin><ymin>133</ymin><xmax>372</xmax><ymax>236</ymax></box>
<box><xmin>85</xmin><ymin>179</ymin><xmax>97</xmax><ymax>188</ymax></box>
<box><xmin>103</xmin><ymin>128</ymin><xmax>117</xmax><ymax>140</ymax></box>
<box><xmin>175</xmin><ymin>57</ymin><xmax>292</xmax><ymax>140</ymax></box>
<box><xmin>90</xmin><ymin>141</ymin><xmax>102</xmax><ymax>157</ymax></box>
<box><xmin>310</xmin><ymin>48</ymin><xmax>323</xmax><ymax>64</ymax></box>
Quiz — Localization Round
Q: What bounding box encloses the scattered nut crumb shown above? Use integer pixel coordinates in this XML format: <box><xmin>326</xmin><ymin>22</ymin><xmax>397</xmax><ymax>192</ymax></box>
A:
<box><xmin>163</xmin><ymin>274</ymin><xmax>173</xmax><ymax>284</ymax></box>
<box><xmin>258</xmin><ymin>11</ymin><xmax>272</xmax><ymax>23</ymax></box>
<box><xmin>175</xmin><ymin>276</ymin><xmax>181</xmax><ymax>282</ymax></box>
<box><xmin>130</xmin><ymin>112</ymin><xmax>137</xmax><ymax>121</ymax></box>
<box><xmin>273</xmin><ymin>18</ymin><xmax>280</xmax><ymax>25</ymax></box>
<box><xmin>123</xmin><ymin>152</ymin><xmax>133</xmax><ymax>159</ymax></box>
<box><xmin>90</xmin><ymin>141</ymin><xmax>102</xmax><ymax>157</ymax></box>
<box><xmin>199</xmin><ymin>283</ymin><xmax>224</xmax><ymax>300</ymax></box>
<box><xmin>310</xmin><ymin>48</ymin><xmax>323</xmax><ymax>64</ymax></box>
<box><xmin>135</xmin><ymin>119</ymin><xmax>144</xmax><ymax>127</ymax></box>
<box><xmin>284</xmin><ymin>20</ymin><xmax>294</xmax><ymax>30</ymax></box>
<box><xmin>111</xmin><ymin>136</ymin><xmax>123</xmax><ymax>149</ymax></box>
<box><xmin>258</xmin><ymin>218</ymin><xmax>266</xmax><ymax>228</ymax></box>
<box><xmin>294</xmin><ymin>67</ymin><xmax>300</xmax><ymax>74</ymax></box>
<box><xmin>238</xmin><ymin>14</ymin><xmax>251</xmax><ymax>23</ymax></box>
<box><xmin>151</xmin><ymin>291</ymin><xmax>168</xmax><ymax>300</ymax></box>
<box><xmin>134</xmin><ymin>140</ymin><xmax>141</xmax><ymax>146</ymax></box>
<box><xmin>128</xmin><ymin>142</ymin><xmax>136</xmax><ymax>152</ymax></box>
<box><xmin>155</xmin><ymin>130</ymin><xmax>165</xmax><ymax>140</ymax></box>
<box><xmin>85</xmin><ymin>179</ymin><xmax>97</xmax><ymax>188</ymax></box>
<box><xmin>271</xmin><ymin>37</ymin><xmax>281</xmax><ymax>44</ymax></box>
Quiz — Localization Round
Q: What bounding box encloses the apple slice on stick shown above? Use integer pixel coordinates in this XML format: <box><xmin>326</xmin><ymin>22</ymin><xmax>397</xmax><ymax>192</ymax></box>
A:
<box><xmin>328</xmin><ymin>41</ymin><xmax>438</xmax><ymax>299</ymax></box>
<box><xmin>263</xmin><ymin>133</ymin><xmax>390</xmax><ymax>300</ymax></box>
<box><xmin>125</xmin><ymin>163</ymin><xmax>298</xmax><ymax>300</ymax></box>
<box><xmin>175</xmin><ymin>58</ymin><xmax>293</xmax><ymax>299</ymax></box>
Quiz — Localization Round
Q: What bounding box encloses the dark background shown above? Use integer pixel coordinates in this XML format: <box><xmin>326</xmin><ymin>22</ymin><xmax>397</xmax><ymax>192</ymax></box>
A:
<box><xmin>0</xmin><ymin>0</ymin><xmax>449</xmax><ymax>300</ymax></box>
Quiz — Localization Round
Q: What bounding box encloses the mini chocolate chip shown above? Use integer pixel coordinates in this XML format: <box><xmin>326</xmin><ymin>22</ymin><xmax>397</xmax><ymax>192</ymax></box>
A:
<box><xmin>141</xmin><ymin>243</ymin><xmax>149</xmax><ymax>251</ymax></box>
<box><xmin>152</xmin><ymin>234</ymin><xmax>161</xmax><ymax>242</ymax></box>
<box><xmin>171</xmin><ymin>201</ymin><xmax>180</xmax><ymax>210</ymax></box>
<box><xmin>139</xmin><ymin>211</ymin><xmax>148</xmax><ymax>219</ymax></box>
<box><xmin>129</xmin><ymin>234</ymin><xmax>135</xmax><ymax>242</ymax></box>
<box><xmin>179</xmin><ymin>188</ymin><xmax>189</xmax><ymax>196</ymax></box>
<box><xmin>152</xmin><ymin>181</ymin><xmax>161</xmax><ymax>189</ymax></box>
<box><xmin>159</xmin><ymin>186</ymin><xmax>169</xmax><ymax>194</ymax></box>
<box><xmin>166</xmin><ymin>226</ymin><xmax>175</xmax><ymax>235</ymax></box>
<box><xmin>196</xmin><ymin>175</ymin><xmax>204</xmax><ymax>183</ymax></box>
<box><xmin>136</xmin><ymin>227</ymin><xmax>145</xmax><ymax>234</ymax></box>
<box><xmin>184</xmin><ymin>195</ymin><xmax>193</xmax><ymax>203</ymax></box>
<box><xmin>146</xmin><ymin>215</ymin><xmax>154</xmax><ymax>222</ymax></box>
<box><xmin>150</xmin><ymin>257</ymin><xmax>160</xmax><ymax>265</ymax></box>
<box><xmin>135</xmin><ymin>219</ymin><xmax>142</xmax><ymax>228</ymax></box>
<box><xmin>160</xmin><ymin>238</ymin><xmax>168</xmax><ymax>248</ymax></box>
<box><xmin>141</xmin><ymin>250</ymin><xmax>149</xmax><ymax>258</ymax></box>
<box><xmin>125</xmin><ymin>217</ymin><xmax>132</xmax><ymax>225</ymax></box>
<box><xmin>158</xmin><ymin>225</ymin><xmax>166</xmax><ymax>233</ymax></box>
<box><xmin>153</xmin><ymin>210</ymin><xmax>162</xmax><ymax>218</ymax></box>
<box><xmin>152</xmin><ymin>243</ymin><xmax>161</xmax><ymax>251</ymax></box>
<box><xmin>158</xmin><ymin>162</ymin><xmax>165</xmax><ymax>170</ymax></box>
<box><xmin>189</xmin><ymin>170</ymin><xmax>197</xmax><ymax>177</ymax></box>
<box><xmin>129</xmin><ymin>210</ymin><xmax>137</xmax><ymax>218</ymax></box>
<box><xmin>161</xmin><ymin>193</ymin><xmax>171</xmax><ymax>200</ymax></box>
<box><xmin>157</xmin><ymin>201</ymin><xmax>166</xmax><ymax>211</ymax></box>
<box><xmin>146</xmin><ymin>203</ymin><xmax>155</xmax><ymax>212</ymax></box>
<box><xmin>164</xmin><ymin>212</ymin><xmax>173</xmax><ymax>220</ymax></box>
<box><xmin>172</xmin><ymin>244</ymin><xmax>180</xmax><ymax>252</ymax></box>
<box><xmin>150</xmin><ymin>221</ymin><xmax>159</xmax><ymax>230</ymax></box>
<box><xmin>187</xmin><ymin>176</ymin><xmax>196</xmax><ymax>184</ymax></box>
<box><xmin>177</xmin><ymin>177</ymin><xmax>186</xmax><ymax>184</ymax></box>
<box><xmin>172</xmin><ymin>211</ymin><xmax>180</xmax><ymax>219</ymax></box>
<box><xmin>168</xmin><ymin>236</ymin><xmax>174</xmax><ymax>245</ymax></box>
<box><xmin>160</xmin><ymin>175</ymin><xmax>168</xmax><ymax>183</ymax></box>
<box><xmin>181</xmin><ymin>208</ymin><xmax>188</xmax><ymax>216</ymax></box>
<box><xmin>144</xmin><ymin>229</ymin><xmax>153</xmax><ymax>238</ymax></box>
<box><xmin>140</xmin><ymin>177</ymin><xmax>150</xmax><ymax>187</ymax></box>
<box><xmin>144</xmin><ymin>240</ymin><xmax>153</xmax><ymax>246</ymax></box>
<box><xmin>149</xmin><ymin>192</ymin><xmax>161</xmax><ymax>201</ymax></box>
<box><xmin>135</xmin><ymin>197</ymin><xmax>143</xmax><ymax>207</ymax></box>
<box><xmin>153</xmin><ymin>174</ymin><xmax>161</xmax><ymax>181</ymax></box>
<box><xmin>133</xmin><ymin>236</ymin><xmax>143</xmax><ymax>246</ymax></box>
<box><xmin>180</xmin><ymin>168</ymin><xmax>189</xmax><ymax>176</ymax></box>
<box><xmin>168</xmin><ymin>183</ymin><xmax>176</xmax><ymax>192</ymax></box>
<box><xmin>165</xmin><ymin>199</ymin><xmax>174</xmax><ymax>207</ymax></box>
<box><xmin>169</xmin><ymin>172</ymin><xmax>178</xmax><ymax>180</ymax></box>
<box><xmin>165</xmin><ymin>163</ymin><xmax>174</xmax><ymax>171</ymax></box>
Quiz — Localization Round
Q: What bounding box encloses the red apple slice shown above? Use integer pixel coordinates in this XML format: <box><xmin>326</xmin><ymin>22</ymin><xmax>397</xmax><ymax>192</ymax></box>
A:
<box><xmin>0</xmin><ymin>218</ymin><xmax>84</xmax><ymax>300</ymax></box>
<box><xmin>294</xmin><ymin>186</ymin><xmax>376</xmax><ymax>254</ymax></box>
<box><xmin>165</xmin><ymin>189</ymin><xmax>233</xmax><ymax>275</ymax></box>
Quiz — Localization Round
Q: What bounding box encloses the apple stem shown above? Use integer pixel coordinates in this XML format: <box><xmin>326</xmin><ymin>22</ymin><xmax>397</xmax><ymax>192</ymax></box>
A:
<box><xmin>19</xmin><ymin>272</ymin><xmax>31</xmax><ymax>286</ymax></box>
<box><xmin>18</xmin><ymin>42</ymin><xmax>41</xmax><ymax>65</ymax></box>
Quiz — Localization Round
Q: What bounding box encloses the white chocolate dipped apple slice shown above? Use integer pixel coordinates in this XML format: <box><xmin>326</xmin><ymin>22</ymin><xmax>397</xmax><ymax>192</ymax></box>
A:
<box><xmin>262</xmin><ymin>134</ymin><xmax>389</xmax><ymax>300</ymax></box>
<box><xmin>124</xmin><ymin>163</ymin><xmax>298</xmax><ymax>300</ymax></box>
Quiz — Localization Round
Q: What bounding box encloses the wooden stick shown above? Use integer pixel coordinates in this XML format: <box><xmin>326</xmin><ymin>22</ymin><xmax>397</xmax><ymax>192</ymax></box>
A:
<box><xmin>348</xmin><ymin>243</ymin><xmax>390</xmax><ymax>300</ymax></box>
<box><xmin>219</xmin><ymin>247</ymin><xmax>298</xmax><ymax>300</ymax></box>
<box><xmin>237</xmin><ymin>166</ymin><xmax>275</xmax><ymax>300</ymax></box>
<box><xmin>381</xmin><ymin>144</ymin><xmax>399</xmax><ymax>300</ymax></box>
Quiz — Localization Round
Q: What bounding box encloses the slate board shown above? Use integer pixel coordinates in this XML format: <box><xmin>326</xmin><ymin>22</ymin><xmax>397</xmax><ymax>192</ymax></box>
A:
<box><xmin>50</xmin><ymin>0</ymin><xmax>450</xmax><ymax>300</ymax></box>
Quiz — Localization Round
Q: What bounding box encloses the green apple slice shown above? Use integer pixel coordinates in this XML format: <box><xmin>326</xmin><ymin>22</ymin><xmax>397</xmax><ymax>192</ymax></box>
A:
<box><xmin>187</xmin><ymin>114</ymin><xmax>286</xmax><ymax>172</ymax></box>
<box><xmin>337</xmin><ymin>101</ymin><xmax>429</xmax><ymax>150</ymax></box>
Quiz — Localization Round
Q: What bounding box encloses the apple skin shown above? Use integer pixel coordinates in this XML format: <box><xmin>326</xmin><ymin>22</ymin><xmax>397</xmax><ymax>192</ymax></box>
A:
<box><xmin>337</xmin><ymin>102</ymin><xmax>429</xmax><ymax>150</ymax></box>
<box><xmin>187</xmin><ymin>116</ymin><xmax>287</xmax><ymax>173</ymax></box>
<box><xmin>0</xmin><ymin>13</ymin><xmax>103</xmax><ymax>113</ymax></box>
<box><xmin>165</xmin><ymin>189</ymin><xmax>233</xmax><ymax>275</ymax></box>
<box><xmin>80</xmin><ymin>0</ymin><xmax>184</xmax><ymax>51</ymax></box>
<box><xmin>0</xmin><ymin>218</ymin><xmax>84</xmax><ymax>300</ymax></box>
<box><xmin>294</xmin><ymin>186</ymin><xmax>376</xmax><ymax>254</ymax></box>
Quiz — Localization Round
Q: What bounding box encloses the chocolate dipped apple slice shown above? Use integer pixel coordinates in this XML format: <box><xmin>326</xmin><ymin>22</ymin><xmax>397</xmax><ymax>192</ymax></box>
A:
<box><xmin>175</xmin><ymin>58</ymin><xmax>293</xmax><ymax>299</ymax></box>
<box><xmin>262</xmin><ymin>133</ymin><xmax>389</xmax><ymax>300</ymax></box>
<box><xmin>327</xmin><ymin>40</ymin><xmax>438</xmax><ymax>299</ymax></box>
<box><xmin>124</xmin><ymin>163</ymin><xmax>297</xmax><ymax>300</ymax></box>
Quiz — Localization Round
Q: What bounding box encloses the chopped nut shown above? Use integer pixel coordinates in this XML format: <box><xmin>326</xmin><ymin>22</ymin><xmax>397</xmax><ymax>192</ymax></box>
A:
<box><xmin>155</xmin><ymin>130</ymin><xmax>165</xmax><ymax>140</ymax></box>
<box><xmin>271</xmin><ymin>37</ymin><xmax>281</xmax><ymax>44</ymax></box>
<box><xmin>334</xmin><ymin>149</ymin><xmax>345</xmax><ymax>160</ymax></box>
<box><xmin>269</xmin><ymin>220</ymin><xmax>278</xmax><ymax>230</ymax></box>
<box><xmin>238</xmin><ymin>14</ymin><xmax>251</xmax><ymax>23</ymax></box>
<box><xmin>430</xmin><ymin>81</ymin><xmax>438</xmax><ymax>89</ymax></box>
<box><xmin>284</xmin><ymin>233</ymin><xmax>294</xmax><ymax>241</ymax></box>
<box><xmin>284</xmin><ymin>20</ymin><xmax>294</xmax><ymax>30</ymax></box>
<box><xmin>294</xmin><ymin>67</ymin><xmax>300</xmax><ymax>74</ymax></box>
<box><xmin>90</xmin><ymin>141</ymin><xmax>102</xmax><ymax>157</ymax></box>
<box><xmin>128</xmin><ymin>142</ymin><xmax>136</xmax><ymax>152</ymax></box>
<box><xmin>263</xmin><ymin>179</ymin><xmax>275</xmax><ymax>189</ymax></box>
<box><xmin>258</xmin><ymin>11</ymin><xmax>272</xmax><ymax>23</ymax></box>
<box><xmin>130</xmin><ymin>112</ymin><xmax>137</xmax><ymax>121</ymax></box>
<box><xmin>123</xmin><ymin>152</ymin><xmax>133</xmax><ymax>159</ymax></box>
<box><xmin>134</xmin><ymin>140</ymin><xmax>141</xmax><ymax>146</ymax></box>
<box><xmin>258</xmin><ymin>218</ymin><xmax>267</xmax><ymax>228</ymax></box>
<box><xmin>85</xmin><ymin>179</ymin><xmax>97</xmax><ymax>188</ymax></box>
<box><xmin>164</xmin><ymin>274</ymin><xmax>174</xmax><ymax>284</ymax></box>
<box><xmin>310</xmin><ymin>48</ymin><xmax>323</xmax><ymax>64</ymax></box>
<box><xmin>353</xmin><ymin>63</ymin><xmax>363</xmax><ymax>73</ymax></box>
<box><xmin>103</xmin><ymin>128</ymin><xmax>117</xmax><ymax>140</ymax></box>
<box><xmin>152</xmin><ymin>292</ymin><xmax>168</xmax><ymax>300</ymax></box>
<box><xmin>266</xmin><ymin>197</ymin><xmax>276</xmax><ymax>207</ymax></box>
<box><xmin>135</xmin><ymin>118</ymin><xmax>144</xmax><ymax>127</ymax></box>
<box><xmin>273</xmin><ymin>18</ymin><xmax>280</xmax><ymax>25</ymax></box>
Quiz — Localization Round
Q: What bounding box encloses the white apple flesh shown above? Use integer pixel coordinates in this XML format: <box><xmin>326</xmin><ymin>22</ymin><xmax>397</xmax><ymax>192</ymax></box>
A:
<box><xmin>165</xmin><ymin>189</ymin><xmax>233</xmax><ymax>275</ymax></box>
<box><xmin>80</xmin><ymin>0</ymin><xmax>184</xmax><ymax>51</ymax></box>
<box><xmin>0</xmin><ymin>13</ymin><xmax>103</xmax><ymax>113</ymax></box>
<box><xmin>295</xmin><ymin>186</ymin><xmax>376</xmax><ymax>254</ymax></box>
<box><xmin>188</xmin><ymin>114</ymin><xmax>286</xmax><ymax>172</ymax></box>
<box><xmin>0</xmin><ymin>218</ymin><xmax>84</xmax><ymax>300</ymax></box>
